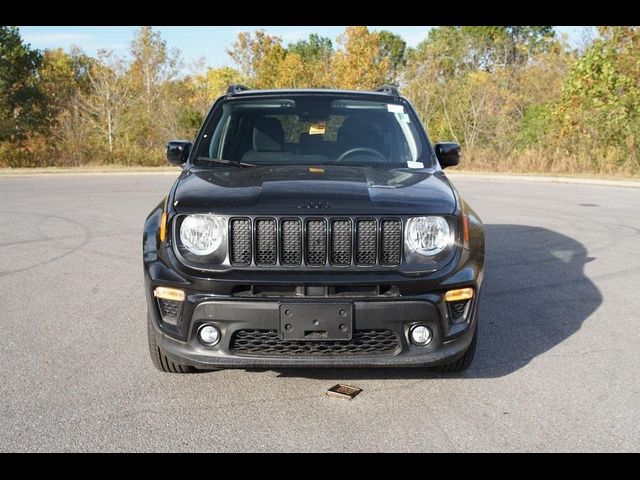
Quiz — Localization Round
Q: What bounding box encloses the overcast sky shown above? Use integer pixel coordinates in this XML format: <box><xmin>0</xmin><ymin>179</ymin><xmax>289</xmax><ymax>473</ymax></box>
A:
<box><xmin>19</xmin><ymin>26</ymin><xmax>591</xmax><ymax>69</ymax></box>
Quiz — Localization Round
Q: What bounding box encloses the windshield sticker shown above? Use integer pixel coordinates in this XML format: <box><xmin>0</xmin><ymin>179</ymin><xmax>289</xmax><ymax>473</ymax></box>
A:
<box><xmin>309</xmin><ymin>122</ymin><xmax>326</xmax><ymax>135</ymax></box>
<box><xmin>394</xmin><ymin>113</ymin><xmax>411</xmax><ymax>123</ymax></box>
<box><xmin>387</xmin><ymin>104</ymin><xmax>404</xmax><ymax>113</ymax></box>
<box><xmin>406</xmin><ymin>161</ymin><xmax>424</xmax><ymax>168</ymax></box>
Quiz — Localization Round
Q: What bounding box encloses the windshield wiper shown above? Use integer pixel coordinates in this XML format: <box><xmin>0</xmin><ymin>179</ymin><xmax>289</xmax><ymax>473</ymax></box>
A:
<box><xmin>196</xmin><ymin>157</ymin><xmax>256</xmax><ymax>167</ymax></box>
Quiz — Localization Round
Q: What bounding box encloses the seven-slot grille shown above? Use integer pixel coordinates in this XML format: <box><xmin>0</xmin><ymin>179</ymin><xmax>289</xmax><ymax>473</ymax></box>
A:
<box><xmin>229</xmin><ymin>217</ymin><xmax>402</xmax><ymax>268</ymax></box>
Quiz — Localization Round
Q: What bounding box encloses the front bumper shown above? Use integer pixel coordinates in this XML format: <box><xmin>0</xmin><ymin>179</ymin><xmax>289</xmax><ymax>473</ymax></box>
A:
<box><xmin>151</xmin><ymin>298</ymin><xmax>479</xmax><ymax>368</ymax></box>
<box><xmin>144</xmin><ymin>245</ymin><xmax>483</xmax><ymax>369</ymax></box>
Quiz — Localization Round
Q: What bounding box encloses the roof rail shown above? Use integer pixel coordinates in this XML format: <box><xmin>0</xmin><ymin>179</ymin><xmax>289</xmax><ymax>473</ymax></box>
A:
<box><xmin>374</xmin><ymin>85</ymin><xmax>400</xmax><ymax>98</ymax></box>
<box><xmin>227</xmin><ymin>84</ymin><xmax>250</xmax><ymax>97</ymax></box>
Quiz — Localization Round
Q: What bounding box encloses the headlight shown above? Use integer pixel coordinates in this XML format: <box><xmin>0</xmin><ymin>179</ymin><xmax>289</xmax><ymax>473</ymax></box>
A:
<box><xmin>179</xmin><ymin>215</ymin><xmax>224</xmax><ymax>255</ymax></box>
<box><xmin>405</xmin><ymin>216</ymin><xmax>452</xmax><ymax>256</ymax></box>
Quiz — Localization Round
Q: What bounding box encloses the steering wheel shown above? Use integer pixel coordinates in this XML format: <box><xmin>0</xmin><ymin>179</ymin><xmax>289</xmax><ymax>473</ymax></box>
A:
<box><xmin>336</xmin><ymin>147</ymin><xmax>386</xmax><ymax>163</ymax></box>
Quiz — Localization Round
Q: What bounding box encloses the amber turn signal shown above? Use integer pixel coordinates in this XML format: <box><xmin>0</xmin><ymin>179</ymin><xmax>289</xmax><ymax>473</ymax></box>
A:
<box><xmin>159</xmin><ymin>211</ymin><xmax>168</xmax><ymax>242</ymax></box>
<box><xmin>153</xmin><ymin>286</ymin><xmax>186</xmax><ymax>302</ymax></box>
<box><xmin>462</xmin><ymin>214</ymin><xmax>469</xmax><ymax>245</ymax></box>
<box><xmin>444</xmin><ymin>287</ymin><xmax>474</xmax><ymax>302</ymax></box>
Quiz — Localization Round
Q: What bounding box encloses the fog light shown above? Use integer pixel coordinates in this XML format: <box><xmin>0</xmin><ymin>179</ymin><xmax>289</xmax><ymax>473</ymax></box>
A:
<box><xmin>198</xmin><ymin>324</ymin><xmax>220</xmax><ymax>346</ymax></box>
<box><xmin>410</xmin><ymin>325</ymin><xmax>432</xmax><ymax>346</ymax></box>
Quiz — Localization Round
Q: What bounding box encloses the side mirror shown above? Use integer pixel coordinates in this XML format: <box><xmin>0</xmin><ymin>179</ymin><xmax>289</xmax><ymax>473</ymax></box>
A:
<box><xmin>166</xmin><ymin>140</ymin><xmax>192</xmax><ymax>166</ymax></box>
<box><xmin>434</xmin><ymin>142</ymin><xmax>461</xmax><ymax>169</ymax></box>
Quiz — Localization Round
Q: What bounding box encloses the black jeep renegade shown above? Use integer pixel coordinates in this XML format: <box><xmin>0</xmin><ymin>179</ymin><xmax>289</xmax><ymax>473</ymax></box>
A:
<box><xmin>143</xmin><ymin>85</ymin><xmax>485</xmax><ymax>373</ymax></box>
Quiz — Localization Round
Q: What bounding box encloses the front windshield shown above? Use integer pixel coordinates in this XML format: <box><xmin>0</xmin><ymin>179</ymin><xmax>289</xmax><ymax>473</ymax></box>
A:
<box><xmin>194</xmin><ymin>94</ymin><xmax>429</xmax><ymax>167</ymax></box>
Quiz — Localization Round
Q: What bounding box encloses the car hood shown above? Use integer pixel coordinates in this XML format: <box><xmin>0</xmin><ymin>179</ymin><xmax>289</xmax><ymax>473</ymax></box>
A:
<box><xmin>173</xmin><ymin>165</ymin><xmax>457</xmax><ymax>215</ymax></box>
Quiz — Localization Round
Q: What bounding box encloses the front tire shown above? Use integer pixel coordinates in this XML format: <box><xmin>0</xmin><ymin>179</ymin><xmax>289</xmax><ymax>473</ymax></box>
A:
<box><xmin>433</xmin><ymin>322</ymin><xmax>478</xmax><ymax>373</ymax></box>
<box><xmin>147</xmin><ymin>313</ymin><xmax>195</xmax><ymax>373</ymax></box>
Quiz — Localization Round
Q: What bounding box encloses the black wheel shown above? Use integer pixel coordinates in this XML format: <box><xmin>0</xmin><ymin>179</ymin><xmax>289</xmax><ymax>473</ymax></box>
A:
<box><xmin>147</xmin><ymin>313</ymin><xmax>195</xmax><ymax>373</ymax></box>
<box><xmin>433</xmin><ymin>323</ymin><xmax>478</xmax><ymax>373</ymax></box>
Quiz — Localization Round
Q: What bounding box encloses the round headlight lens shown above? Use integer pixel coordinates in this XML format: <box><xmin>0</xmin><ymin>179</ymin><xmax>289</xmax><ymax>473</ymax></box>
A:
<box><xmin>405</xmin><ymin>216</ymin><xmax>451</xmax><ymax>256</ymax></box>
<box><xmin>179</xmin><ymin>215</ymin><xmax>223</xmax><ymax>255</ymax></box>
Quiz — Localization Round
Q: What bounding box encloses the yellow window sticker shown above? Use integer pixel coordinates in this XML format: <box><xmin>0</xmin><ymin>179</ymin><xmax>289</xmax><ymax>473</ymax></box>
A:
<box><xmin>309</xmin><ymin>122</ymin><xmax>326</xmax><ymax>135</ymax></box>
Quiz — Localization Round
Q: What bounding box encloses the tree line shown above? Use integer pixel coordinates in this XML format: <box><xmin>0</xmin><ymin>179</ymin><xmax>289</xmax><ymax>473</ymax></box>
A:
<box><xmin>1</xmin><ymin>26</ymin><xmax>639</xmax><ymax>174</ymax></box>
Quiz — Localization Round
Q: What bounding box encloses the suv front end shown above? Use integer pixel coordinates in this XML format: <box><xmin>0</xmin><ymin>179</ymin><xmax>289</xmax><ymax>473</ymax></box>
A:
<box><xmin>143</xmin><ymin>86</ymin><xmax>485</xmax><ymax>373</ymax></box>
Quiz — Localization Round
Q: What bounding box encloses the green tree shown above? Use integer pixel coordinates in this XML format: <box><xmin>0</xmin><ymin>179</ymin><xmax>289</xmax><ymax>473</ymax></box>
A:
<box><xmin>504</xmin><ymin>26</ymin><xmax>556</xmax><ymax>65</ymax></box>
<box><xmin>0</xmin><ymin>26</ymin><xmax>46</xmax><ymax>141</ymax></box>
<box><xmin>283</xmin><ymin>33</ymin><xmax>334</xmax><ymax>87</ymax></box>
<box><xmin>457</xmin><ymin>26</ymin><xmax>556</xmax><ymax>70</ymax></box>
<box><xmin>404</xmin><ymin>25</ymin><xmax>568</xmax><ymax>156</ymax></box>
<box><xmin>40</xmin><ymin>47</ymin><xmax>92</xmax><ymax>121</ymax></box>
<box><xmin>409</xmin><ymin>26</ymin><xmax>556</xmax><ymax>79</ymax></box>
<box><xmin>377</xmin><ymin>30</ymin><xmax>407</xmax><ymax>85</ymax></box>
<box><xmin>288</xmin><ymin>34</ymin><xmax>333</xmax><ymax>63</ymax></box>
<box><xmin>556</xmin><ymin>26</ymin><xmax>640</xmax><ymax>172</ymax></box>
<box><xmin>405</xmin><ymin>27</ymin><xmax>466</xmax><ymax>81</ymax></box>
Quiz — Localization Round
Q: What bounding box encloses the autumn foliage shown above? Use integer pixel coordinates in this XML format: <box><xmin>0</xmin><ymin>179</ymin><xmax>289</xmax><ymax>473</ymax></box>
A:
<box><xmin>1</xmin><ymin>25</ymin><xmax>639</xmax><ymax>175</ymax></box>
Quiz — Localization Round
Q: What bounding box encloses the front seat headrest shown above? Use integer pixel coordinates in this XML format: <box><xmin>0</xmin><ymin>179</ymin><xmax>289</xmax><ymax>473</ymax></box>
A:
<box><xmin>253</xmin><ymin>117</ymin><xmax>285</xmax><ymax>152</ymax></box>
<box><xmin>337</xmin><ymin>116</ymin><xmax>367</xmax><ymax>148</ymax></box>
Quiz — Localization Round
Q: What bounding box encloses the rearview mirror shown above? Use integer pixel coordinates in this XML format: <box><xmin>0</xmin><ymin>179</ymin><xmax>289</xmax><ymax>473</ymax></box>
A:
<box><xmin>434</xmin><ymin>142</ymin><xmax>461</xmax><ymax>169</ymax></box>
<box><xmin>166</xmin><ymin>140</ymin><xmax>192</xmax><ymax>166</ymax></box>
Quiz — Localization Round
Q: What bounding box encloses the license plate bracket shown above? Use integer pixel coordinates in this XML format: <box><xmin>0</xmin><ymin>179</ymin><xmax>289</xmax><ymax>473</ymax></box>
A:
<box><xmin>279</xmin><ymin>303</ymin><xmax>353</xmax><ymax>341</ymax></box>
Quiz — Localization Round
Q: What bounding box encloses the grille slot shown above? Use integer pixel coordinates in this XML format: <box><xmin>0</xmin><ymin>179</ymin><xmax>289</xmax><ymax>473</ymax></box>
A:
<box><xmin>230</xmin><ymin>218</ymin><xmax>252</xmax><ymax>265</ymax></box>
<box><xmin>280</xmin><ymin>219</ymin><xmax>302</xmax><ymax>265</ymax></box>
<box><xmin>255</xmin><ymin>218</ymin><xmax>277</xmax><ymax>265</ymax></box>
<box><xmin>355</xmin><ymin>219</ymin><xmax>377</xmax><ymax>266</ymax></box>
<box><xmin>380</xmin><ymin>219</ymin><xmax>402</xmax><ymax>265</ymax></box>
<box><xmin>230</xmin><ymin>329</ymin><xmax>399</xmax><ymax>356</ymax></box>
<box><xmin>330</xmin><ymin>219</ymin><xmax>352</xmax><ymax>266</ymax></box>
<box><xmin>305</xmin><ymin>219</ymin><xmax>327</xmax><ymax>266</ymax></box>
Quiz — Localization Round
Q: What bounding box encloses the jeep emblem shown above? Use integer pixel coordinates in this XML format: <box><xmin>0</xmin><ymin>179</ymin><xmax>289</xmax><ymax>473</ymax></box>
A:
<box><xmin>298</xmin><ymin>200</ymin><xmax>331</xmax><ymax>209</ymax></box>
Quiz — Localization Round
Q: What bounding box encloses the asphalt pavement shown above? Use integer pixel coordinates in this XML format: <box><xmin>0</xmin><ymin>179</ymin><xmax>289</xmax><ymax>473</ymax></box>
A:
<box><xmin>0</xmin><ymin>172</ymin><xmax>638</xmax><ymax>452</ymax></box>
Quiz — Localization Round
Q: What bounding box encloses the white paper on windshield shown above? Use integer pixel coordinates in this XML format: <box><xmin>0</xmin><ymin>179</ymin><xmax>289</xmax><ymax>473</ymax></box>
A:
<box><xmin>387</xmin><ymin>104</ymin><xmax>404</xmax><ymax>113</ymax></box>
<box><xmin>406</xmin><ymin>161</ymin><xmax>424</xmax><ymax>168</ymax></box>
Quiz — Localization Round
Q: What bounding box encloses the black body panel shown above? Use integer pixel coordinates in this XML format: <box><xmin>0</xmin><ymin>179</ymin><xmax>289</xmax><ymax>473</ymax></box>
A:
<box><xmin>173</xmin><ymin>166</ymin><xmax>457</xmax><ymax>215</ymax></box>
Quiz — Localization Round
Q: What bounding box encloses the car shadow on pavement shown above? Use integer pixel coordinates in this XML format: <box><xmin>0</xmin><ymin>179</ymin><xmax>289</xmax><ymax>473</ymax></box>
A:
<box><xmin>271</xmin><ymin>224</ymin><xmax>602</xmax><ymax>380</ymax></box>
